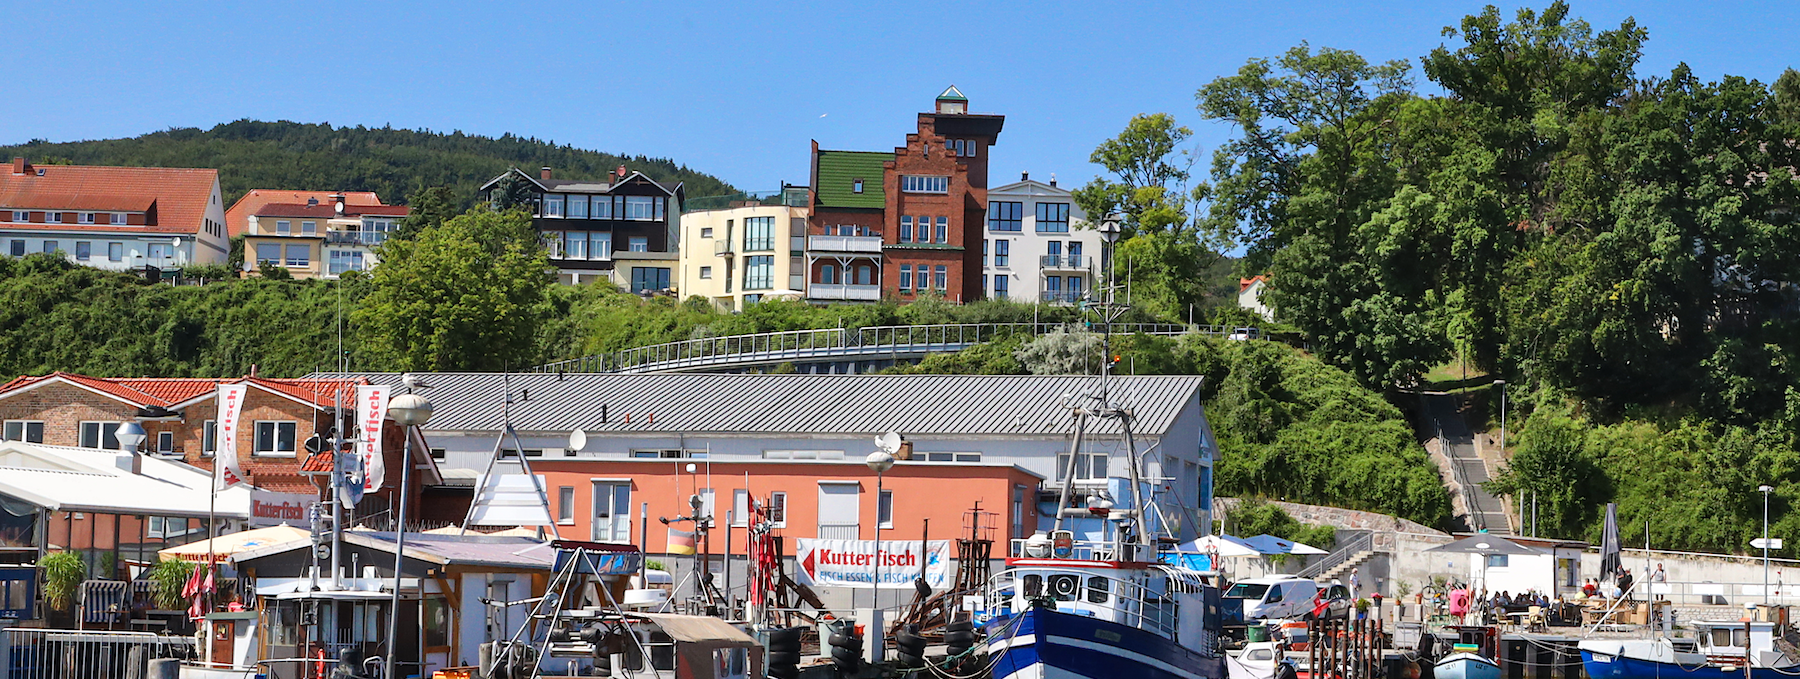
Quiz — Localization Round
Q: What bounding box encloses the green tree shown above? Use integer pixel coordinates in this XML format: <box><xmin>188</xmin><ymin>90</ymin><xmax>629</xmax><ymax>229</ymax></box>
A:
<box><xmin>356</xmin><ymin>207</ymin><xmax>551</xmax><ymax>371</ymax></box>
<box><xmin>1072</xmin><ymin>113</ymin><xmax>1197</xmax><ymax>239</ymax></box>
<box><xmin>394</xmin><ymin>185</ymin><xmax>458</xmax><ymax>241</ymax></box>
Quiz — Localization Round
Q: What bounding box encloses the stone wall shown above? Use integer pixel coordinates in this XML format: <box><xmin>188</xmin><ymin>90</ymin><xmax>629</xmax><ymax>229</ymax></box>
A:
<box><xmin>1216</xmin><ymin>497</ymin><xmax>1445</xmax><ymax>537</ymax></box>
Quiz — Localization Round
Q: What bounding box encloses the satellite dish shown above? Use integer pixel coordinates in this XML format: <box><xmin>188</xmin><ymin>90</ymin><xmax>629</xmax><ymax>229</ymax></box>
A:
<box><xmin>568</xmin><ymin>430</ymin><xmax>588</xmax><ymax>452</ymax></box>
<box><xmin>875</xmin><ymin>431</ymin><xmax>902</xmax><ymax>454</ymax></box>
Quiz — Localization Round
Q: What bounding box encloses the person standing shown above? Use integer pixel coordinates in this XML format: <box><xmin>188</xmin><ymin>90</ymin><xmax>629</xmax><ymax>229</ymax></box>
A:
<box><xmin>1650</xmin><ymin>563</ymin><xmax>1667</xmax><ymax>601</ymax></box>
<box><xmin>1618</xmin><ymin>567</ymin><xmax>1636</xmax><ymax>604</ymax></box>
<box><xmin>1349</xmin><ymin>568</ymin><xmax>1361</xmax><ymax>596</ymax></box>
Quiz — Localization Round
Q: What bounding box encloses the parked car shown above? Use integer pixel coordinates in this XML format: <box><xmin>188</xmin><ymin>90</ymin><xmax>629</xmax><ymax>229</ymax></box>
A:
<box><xmin>1227</xmin><ymin>327</ymin><xmax>1262</xmax><ymax>341</ymax></box>
<box><xmin>1223</xmin><ymin>575</ymin><xmax>1321</xmax><ymax>620</ymax></box>
<box><xmin>1318</xmin><ymin>581</ymin><xmax>1353</xmax><ymax>619</ymax></box>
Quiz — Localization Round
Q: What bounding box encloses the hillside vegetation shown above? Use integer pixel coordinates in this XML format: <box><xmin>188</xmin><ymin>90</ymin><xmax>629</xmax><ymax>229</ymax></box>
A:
<box><xmin>0</xmin><ymin>120</ymin><xmax>737</xmax><ymax>206</ymax></box>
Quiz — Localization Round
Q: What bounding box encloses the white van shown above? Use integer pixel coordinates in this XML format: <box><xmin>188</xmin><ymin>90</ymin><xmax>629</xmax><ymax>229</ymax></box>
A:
<box><xmin>1223</xmin><ymin>575</ymin><xmax>1321</xmax><ymax>620</ymax></box>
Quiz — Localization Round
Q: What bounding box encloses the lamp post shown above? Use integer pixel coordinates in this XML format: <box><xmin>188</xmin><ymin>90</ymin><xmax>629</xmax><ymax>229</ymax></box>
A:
<box><xmin>385</xmin><ymin>393</ymin><xmax>433</xmax><ymax>679</ymax></box>
<box><xmin>864</xmin><ymin>448</ymin><xmax>895</xmax><ymax>654</ymax></box>
<box><xmin>1761</xmin><ymin>484</ymin><xmax>1775</xmax><ymax>605</ymax></box>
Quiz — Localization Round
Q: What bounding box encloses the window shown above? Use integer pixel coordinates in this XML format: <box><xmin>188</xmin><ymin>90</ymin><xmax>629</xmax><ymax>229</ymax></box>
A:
<box><xmin>899</xmin><ymin>216</ymin><xmax>913</xmax><ymax>244</ymax></box>
<box><xmin>947</xmin><ymin>139</ymin><xmax>978</xmax><ymax>157</ymax></box>
<box><xmin>41</xmin><ymin>241</ymin><xmax>57</xmax><ymax>255</ymax></box>
<box><xmin>1068</xmin><ymin>241</ymin><xmax>1083</xmax><ymax>263</ymax></box>
<box><xmin>857</xmin><ymin>265</ymin><xmax>872</xmax><ymax>285</ymax></box>
<box><xmin>934</xmin><ymin>265</ymin><xmax>947</xmax><ymax>290</ymax></box>
<box><xmin>630</xmin><ymin>267</ymin><xmax>671</xmax><ymax>292</ymax></box>
<box><xmin>557</xmin><ymin>486</ymin><xmax>575</xmax><ymax>524</ymax></box>
<box><xmin>1069</xmin><ymin>276</ymin><xmax>1085</xmax><ymax>298</ymax></box>
<box><xmin>592</xmin><ymin>481</ymin><xmax>631</xmax><ymax>542</ymax></box>
<box><xmin>1055</xmin><ymin>452</ymin><xmax>1109</xmax><ymax>480</ymax></box>
<box><xmin>1046</xmin><ymin>276</ymin><xmax>1062</xmax><ymax>298</ymax></box>
<box><xmin>75</xmin><ymin>242</ymin><xmax>91</xmax><ymax>261</ymax></box>
<box><xmin>852</xmin><ymin>179</ymin><xmax>864</xmax><ymax>193</ymax></box>
<box><xmin>156</xmin><ymin>431</ymin><xmax>174</xmax><ymax>454</ymax></box>
<box><xmin>276</xmin><ymin>220</ymin><xmax>291</xmax><ymax>235</ymax></box>
<box><xmin>878</xmin><ymin>489</ymin><xmax>894</xmax><ymax>529</ymax></box>
<box><xmin>625</xmin><ymin>196</ymin><xmax>659</xmax><ymax>221</ymax></box>
<box><xmin>744</xmin><ymin>217</ymin><xmax>774</xmax><ymax>251</ymax></box>
<box><xmin>744</xmin><ymin>255</ymin><xmax>774</xmax><ymax>290</ymax></box>
<box><xmin>594</xmin><ymin>195</ymin><xmax>615</xmax><ymax>220</ymax></box>
<box><xmin>328</xmin><ymin>250</ymin><xmax>365</xmax><ymax>275</ymax></box>
<box><xmin>78</xmin><ymin>212</ymin><xmax>95</xmax><ymax>224</ymax></box>
<box><xmin>111</xmin><ymin>213</ymin><xmax>127</xmax><ymax>225</ymax></box>
<box><xmin>902</xmin><ymin>175</ymin><xmax>949</xmax><ymax>193</ymax></box>
<box><xmin>431</xmin><ymin>448</ymin><xmax>446</xmax><ymax>460</ymax></box>
<box><xmin>592</xmin><ymin>233</ymin><xmax>613</xmax><ymax>259</ymax></box>
<box><xmin>699</xmin><ymin>266</ymin><xmax>713</xmax><ymax>279</ymax></box>
<box><xmin>78</xmin><ymin>421</ymin><xmax>121</xmax><ymax>449</ymax></box>
<box><xmin>544</xmin><ymin>195</ymin><xmax>565</xmax><ymax>217</ymax></box>
<box><xmin>256</xmin><ymin>243</ymin><xmax>281</xmax><ymax>265</ymax></box>
<box><xmin>628</xmin><ymin>236</ymin><xmax>649</xmax><ymax>252</ymax></box>
<box><xmin>568</xmin><ymin>195</ymin><xmax>587</xmax><ymax>219</ymax></box>
<box><xmin>284</xmin><ymin>244</ymin><xmax>310</xmax><ymax>267</ymax></box>
<box><xmin>698</xmin><ymin>488</ymin><xmax>717</xmax><ymax>521</ymax></box>
<box><xmin>202</xmin><ymin>420</ymin><xmax>216</xmax><ymax>457</ymax></box>
<box><xmin>1012</xmin><ymin>485</ymin><xmax>1026</xmax><ymax>538</ymax></box>
<box><xmin>820</xmin><ymin>264</ymin><xmax>836</xmax><ymax>285</ymax></box>
<box><xmin>46</xmin><ymin>212</ymin><xmax>61</xmax><ymax>224</ymax></box>
<box><xmin>253</xmin><ymin>421</ymin><xmax>298</xmax><ymax>456</ymax></box>
<box><xmin>994</xmin><ymin>239</ymin><xmax>1010</xmax><ymax>267</ymax></box>
<box><xmin>301</xmin><ymin>221</ymin><xmax>317</xmax><ymax>234</ymax></box>
<box><xmin>363</xmin><ymin>220</ymin><xmax>392</xmax><ymax>245</ymax></box>
<box><xmin>7</xmin><ymin>240</ymin><xmax>20</xmax><ymax>257</ymax></box>
<box><xmin>935</xmin><ymin>216</ymin><xmax>949</xmax><ymax>243</ymax></box>
<box><xmin>995</xmin><ymin>274</ymin><xmax>1009</xmax><ymax>299</ymax></box>
<box><xmin>1486</xmin><ymin>554</ymin><xmax>1510</xmax><ymax>568</ymax></box>
<box><xmin>9</xmin><ymin>211</ymin><xmax>23</xmax><ymax>222</ymax></box>
<box><xmin>899</xmin><ymin>265</ymin><xmax>912</xmax><ymax>291</ymax></box>
<box><xmin>148</xmin><ymin>243</ymin><xmax>170</xmax><ymax>260</ymax></box>
<box><xmin>108</xmin><ymin>242</ymin><xmax>123</xmax><ymax>261</ymax></box>
<box><xmin>2</xmin><ymin>421</ymin><xmax>44</xmax><ymax>443</ymax></box>
<box><xmin>732</xmin><ymin>489</ymin><xmax>750</xmax><ymax>527</ymax></box>
<box><xmin>762</xmin><ymin>449</ymin><xmax>846</xmax><ymax>460</ymax></box>
<box><xmin>1036</xmin><ymin>202</ymin><xmax>1071</xmax><ymax>232</ymax></box>
<box><xmin>701</xmin><ymin>227</ymin><xmax>714</xmax><ymax>238</ymax></box>
<box><xmin>565</xmin><ymin>231</ymin><xmax>588</xmax><ymax>260</ymax></box>
<box><xmin>1047</xmin><ymin>241</ymin><xmax>1063</xmax><ymax>257</ymax></box>
<box><xmin>768</xmin><ymin>492</ymin><xmax>787</xmax><ymax>527</ymax></box>
<box><xmin>923</xmin><ymin>452</ymin><xmax>983</xmax><ymax>462</ymax></box>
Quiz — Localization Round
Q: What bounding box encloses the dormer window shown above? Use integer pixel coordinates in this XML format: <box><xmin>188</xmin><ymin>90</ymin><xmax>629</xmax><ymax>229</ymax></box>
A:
<box><xmin>78</xmin><ymin>213</ymin><xmax>95</xmax><ymax>224</ymax></box>
<box><xmin>46</xmin><ymin>212</ymin><xmax>61</xmax><ymax>224</ymax></box>
<box><xmin>853</xmin><ymin>179</ymin><xmax>864</xmax><ymax>194</ymax></box>
<box><xmin>10</xmin><ymin>211</ymin><xmax>23</xmax><ymax>222</ymax></box>
<box><xmin>111</xmin><ymin>213</ymin><xmax>126</xmax><ymax>225</ymax></box>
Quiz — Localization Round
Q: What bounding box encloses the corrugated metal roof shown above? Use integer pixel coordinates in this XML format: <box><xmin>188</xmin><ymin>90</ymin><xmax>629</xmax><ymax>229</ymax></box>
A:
<box><xmin>303</xmin><ymin>373</ymin><xmax>1205</xmax><ymax>438</ymax></box>
<box><xmin>814</xmin><ymin>151</ymin><xmax>891</xmax><ymax>209</ymax></box>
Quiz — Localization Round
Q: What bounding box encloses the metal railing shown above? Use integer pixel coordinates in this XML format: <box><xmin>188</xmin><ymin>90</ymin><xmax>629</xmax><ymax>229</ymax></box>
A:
<box><xmin>532</xmin><ymin>322</ymin><xmax>1223</xmax><ymax>374</ymax></box>
<box><xmin>1039</xmin><ymin>290</ymin><xmax>1085</xmax><ymax>304</ymax></box>
<box><xmin>1</xmin><ymin>628</ymin><xmax>196</xmax><ymax>679</ymax></box>
<box><xmin>983</xmin><ymin>568</ymin><xmax>1205</xmax><ymax>643</ymax></box>
<box><xmin>1298</xmin><ymin>531</ymin><xmax>1374</xmax><ymax>580</ymax></box>
<box><xmin>1039</xmin><ymin>255</ymin><xmax>1088</xmax><ymax>269</ymax></box>
<box><xmin>806</xmin><ymin>235</ymin><xmax>883</xmax><ymax>253</ymax></box>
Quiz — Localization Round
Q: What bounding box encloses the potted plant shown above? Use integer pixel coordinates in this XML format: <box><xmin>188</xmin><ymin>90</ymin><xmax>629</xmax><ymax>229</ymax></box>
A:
<box><xmin>1354</xmin><ymin>597</ymin><xmax>1372</xmax><ymax>619</ymax></box>
<box><xmin>148</xmin><ymin>558</ymin><xmax>197</xmax><ymax>610</ymax></box>
<box><xmin>40</xmin><ymin>551</ymin><xmax>86</xmax><ymax>623</ymax></box>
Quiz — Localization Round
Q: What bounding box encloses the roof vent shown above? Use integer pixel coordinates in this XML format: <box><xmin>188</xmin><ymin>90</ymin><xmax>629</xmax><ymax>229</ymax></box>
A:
<box><xmin>35</xmin><ymin>168</ymin><xmax>44</xmax><ymax>177</ymax></box>
<box><xmin>1021</xmin><ymin>171</ymin><xmax>1029</xmax><ymax>182</ymax></box>
<box><xmin>307</xmin><ymin>197</ymin><xmax>319</xmax><ymax>206</ymax></box>
<box><xmin>1050</xmin><ymin>173</ymin><xmax>1057</xmax><ymax>188</ymax></box>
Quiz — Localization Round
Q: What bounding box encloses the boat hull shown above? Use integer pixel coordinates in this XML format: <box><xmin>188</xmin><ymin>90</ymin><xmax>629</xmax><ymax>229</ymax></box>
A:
<box><xmin>1435</xmin><ymin>653</ymin><xmax>1502</xmax><ymax>679</ymax></box>
<box><xmin>985</xmin><ymin>606</ymin><xmax>1226</xmax><ymax>679</ymax></box>
<box><xmin>1581</xmin><ymin>649</ymin><xmax>1797</xmax><ymax>679</ymax></box>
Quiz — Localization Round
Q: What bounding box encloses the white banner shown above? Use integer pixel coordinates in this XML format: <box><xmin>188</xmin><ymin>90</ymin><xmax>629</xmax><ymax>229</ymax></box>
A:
<box><xmin>248</xmin><ymin>490</ymin><xmax>316</xmax><ymax>527</ymax></box>
<box><xmin>354</xmin><ymin>385</ymin><xmax>390</xmax><ymax>493</ymax></box>
<box><xmin>795</xmin><ymin>539</ymin><xmax>950</xmax><ymax>590</ymax></box>
<box><xmin>214</xmin><ymin>384</ymin><xmax>248</xmax><ymax>491</ymax></box>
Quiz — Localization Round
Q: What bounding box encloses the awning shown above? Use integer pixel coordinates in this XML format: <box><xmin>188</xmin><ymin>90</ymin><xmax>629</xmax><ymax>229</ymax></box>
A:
<box><xmin>1244</xmin><ymin>534</ymin><xmax>1329</xmax><ymax>556</ymax></box>
<box><xmin>637</xmin><ymin>613</ymin><xmax>756</xmax><ymax>645</ymax></box>
<box><xmin>158</xmin><ymin>525</ymin><xmax>311</xmax><ymax>563</ymax></box>
<box><xmin>1424</xmin><ymin>534</ymin><xmax>1544</xmax><ymax>556</ymax></box>
<box><xmin>1173</xmin><ymin>534</ymin><xmax>1262</xmax><ymax>558</ymax></box>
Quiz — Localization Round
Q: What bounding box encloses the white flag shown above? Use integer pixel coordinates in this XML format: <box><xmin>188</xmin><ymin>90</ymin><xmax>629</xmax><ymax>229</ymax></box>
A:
<box><xmin>214</xmin><ymin>384</ymin><xmax>248</xmax><ymax>491</ymax></box>
<box><xmin>355</xmin><ymin>384</ymin><xmax>390</xmax><ymax>493</ymax></box>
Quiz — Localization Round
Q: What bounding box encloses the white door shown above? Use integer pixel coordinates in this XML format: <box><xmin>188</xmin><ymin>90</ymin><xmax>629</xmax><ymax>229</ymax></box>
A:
<box><xmin>818</xmin><ymin>482</ymin><xmax>860</xmax><ymax>540</ymax></box>
<box><xmin>592</xmin><ymin>482</ymin><xmax>631</xmax><ymax>543</ymax></box>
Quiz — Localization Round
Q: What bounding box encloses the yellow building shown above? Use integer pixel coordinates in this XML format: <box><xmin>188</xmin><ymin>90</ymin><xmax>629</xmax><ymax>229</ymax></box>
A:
<box><xmin>678</xmin><ymin>197</ymin><xmax>808</xmax><ymax>311</ymax></box>
<box><xmin>240</xmin><ymin>194</ymin><xmax>409</xmax><ymax>279</ymax></box>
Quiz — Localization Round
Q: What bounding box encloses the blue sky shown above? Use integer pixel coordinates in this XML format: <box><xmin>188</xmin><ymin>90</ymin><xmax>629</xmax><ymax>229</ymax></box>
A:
<box><xmin>3</xmin><ymin>1</ymin><xmax>1795</xmax><ymax>195</ymax></box>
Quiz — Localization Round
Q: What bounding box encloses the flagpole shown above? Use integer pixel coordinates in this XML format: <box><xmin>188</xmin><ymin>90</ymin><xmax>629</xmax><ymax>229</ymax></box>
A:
<box><xmin>207</xmin><ymin>450</ymin><xmax>218</xmax><ymax>615</ymax></box>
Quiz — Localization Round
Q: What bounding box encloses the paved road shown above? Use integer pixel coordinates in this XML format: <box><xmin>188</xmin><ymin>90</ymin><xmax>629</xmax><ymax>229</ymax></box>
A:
<box><xmin>1422</xmin><ymin>393</ymin><xmax>1511</xmax><ymax>535</ymax></box>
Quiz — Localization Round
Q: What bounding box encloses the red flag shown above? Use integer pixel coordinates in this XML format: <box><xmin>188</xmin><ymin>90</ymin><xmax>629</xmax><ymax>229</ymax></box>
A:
<box><xmin>1311</xmin><ymin>590</ymin><xmax>1330</xmax><ymax>618</ymax></box>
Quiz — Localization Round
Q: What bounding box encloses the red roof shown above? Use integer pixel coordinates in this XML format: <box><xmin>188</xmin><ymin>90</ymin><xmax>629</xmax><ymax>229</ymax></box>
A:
<box><xmin>0</xmin><ymin>160</ymin><xmax>217</xmax><ymax>235</ymax></box>
<box><xmin>0</xmin><ymin>372</ymin><xmax>366</xmax><ymax>409</ymax></box>
<box><xmin>253</xmin><ymin>203</ymin><xmax>411</xmax><ymax>219</ymax></box>
<box><xmin>224</xmin><ymin>190</ymin><xmax>384</xmax><ymax>238</ymax></box>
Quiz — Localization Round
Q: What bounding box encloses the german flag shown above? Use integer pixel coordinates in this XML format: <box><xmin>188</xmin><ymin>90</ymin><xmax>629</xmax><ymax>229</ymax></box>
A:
<box><xmin>667</xmin><ymin>528</ymin><xmax>696</xmax><ymax>555</ymax></box>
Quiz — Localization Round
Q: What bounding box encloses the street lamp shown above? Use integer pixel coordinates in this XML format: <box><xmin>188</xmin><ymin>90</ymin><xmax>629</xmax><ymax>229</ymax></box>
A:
<box><xmin>1761</xmin><ymin>484</ymin><xmax>1775</xmax><ymax>605</ymax></box>
<box><xmin>384</xmin><ymin>392</ymin><xmax>434</xmax><ymax>679</ymax></box>
<box><xmin>864</xmin><ymin>447</ymin><xmax>895</xmax><ymax>656</ymax></box>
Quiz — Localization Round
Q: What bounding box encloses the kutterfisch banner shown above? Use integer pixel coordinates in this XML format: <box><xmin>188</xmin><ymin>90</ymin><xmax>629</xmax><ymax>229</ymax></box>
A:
<box><xmin>795</xmin><ymin>539</ymin><xmax>950</xmax><ymax>589</ymax></box>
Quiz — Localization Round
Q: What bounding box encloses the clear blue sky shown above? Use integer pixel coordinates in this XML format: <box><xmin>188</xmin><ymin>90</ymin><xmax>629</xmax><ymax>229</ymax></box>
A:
<box><xmin>3</xmin><ymin>1</ymin><xmax>1795</xmax><ymax>194</ymax></box>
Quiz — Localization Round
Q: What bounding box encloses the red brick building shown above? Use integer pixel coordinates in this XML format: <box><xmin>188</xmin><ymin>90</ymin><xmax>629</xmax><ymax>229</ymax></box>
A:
<box><xmin>806</xmin><ymin>86</ymin><xmax>1004</xmax><ymax>303</ymax></box>
<box><xmin>0</xmin><ymin>373</ymin><xmax>436</xmax><ymax>508</ymax></box>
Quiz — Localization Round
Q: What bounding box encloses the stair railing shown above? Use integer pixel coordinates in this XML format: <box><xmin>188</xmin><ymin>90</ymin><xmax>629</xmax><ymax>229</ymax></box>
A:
<box><xmin>1299</xmin><ymin>531</ymin><xmax>1374</xmax><ymax>581</ymax></box>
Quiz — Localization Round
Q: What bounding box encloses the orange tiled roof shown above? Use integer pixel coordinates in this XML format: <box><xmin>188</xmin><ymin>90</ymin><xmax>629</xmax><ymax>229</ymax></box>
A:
<box><xmin>0</xmin><ymin>161</ymin><xmax>218</xmax><ymax>235</ymax></box>
<box><xmin>0</xmin><ymin>372</ymin><xmax>366</xmax><ymax>409</ymax></box>
<box><xmin>225</xmin><ymin>190</ymin><xmax>383</xmax><ymax>239</ymax></box>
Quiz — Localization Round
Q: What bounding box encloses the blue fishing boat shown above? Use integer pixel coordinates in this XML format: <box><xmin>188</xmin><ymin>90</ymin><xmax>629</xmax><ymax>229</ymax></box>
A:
<box><xmin>1580</xmin><ymin>621</ymin><xmax>1800</xmax><ymax>679</ymax></box>
<box><xmin>1434</xmin><ymin>651</ymin><xmax>1502</xmax><ymax>679</ymax></box>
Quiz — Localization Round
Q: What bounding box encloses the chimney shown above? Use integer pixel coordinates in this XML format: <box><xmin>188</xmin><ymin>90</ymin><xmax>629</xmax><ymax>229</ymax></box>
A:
<box><xmin>11</xmin><ymin>157</ymin><xmax>27</xmax><ymax>176</ymax></box>
<box><xmin>1021</xmin><ymin>171</ymin><xmax>1029</xmax><ymax>182</ymax></box>
<box><xmin>540</xmin><ymin>167</ymin><xmax>553</xmax><ymax>181</ymax></box>
<box><xmin>330</xmin><ymin>194</ymin><xmax>345</xmax><ymax>215</ymax></box>
<box><xmin>1050</xmin><ymin>173</ymin><xmax>1058</xmax><ymax>188</ymax></box>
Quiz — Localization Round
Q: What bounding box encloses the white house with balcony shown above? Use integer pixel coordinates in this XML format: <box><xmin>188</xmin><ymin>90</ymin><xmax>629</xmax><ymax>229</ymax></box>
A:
<box><xmin>678</xmin><ymin>193</ymin><xmax>808</xmax><ymax>311</ymax></box>
<box><xmin>984</xmin><ymin>174</ymin><xmax>1104</xmax><ymax>304</ymax></box>
<box><xmin>242</xmin><ymin>195</ymin><xmax>410</xmax><ymax>279</ymax></box>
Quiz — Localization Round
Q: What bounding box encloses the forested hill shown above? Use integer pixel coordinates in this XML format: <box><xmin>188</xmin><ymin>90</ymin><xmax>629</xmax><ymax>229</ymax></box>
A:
<box><xmin>0</xmin><ymin>120</ymin><xmax>738</xmax><ymax>206</ymax></box>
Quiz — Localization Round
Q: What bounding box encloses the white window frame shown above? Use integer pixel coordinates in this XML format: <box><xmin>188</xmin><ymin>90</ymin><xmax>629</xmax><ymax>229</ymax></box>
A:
<box><xmin>701</xmin><ymin>227</ymin><xmax>714</xmax><ymax>238</ymax></box>
<box><xmin>557</xmin><ymin>486</ymin><xmax>576</xmax><ymax>524</ymax></box>
<box><xmin>155</xmin><ymin>431</ymin><xmax>174</xmax><ymax>454</ymax></box>
<box><xmin>276</xmin><ymin>220</ymin><xmax>291</xmax><ymax>234</ymax></box>
<box><xmin>78</xmin><ymin>212</ymin><xmax>95</xmax><ymax>224</ymax></box>
<box><xmin>78</xmin><ymin>421</ymin><xmax>121</xmax><ymax>449</ymax></box>
<box><xmin>253</xmin><ymin>420</ymin><xmax>299</xmax><ymax>457</ymax></box>
<box><xmin>590</xmin><ymin>479</ymin><xmax>632</xmax><ymax>543</ymax></box>
<box><xmin>2</xmin><ymin>420</ymin><xmax>45</xmax><ymax>443</ymax></box>
<box><xmin>201</xmin><ymin>420</ymin><xmax>217</xmax><ymax>457</ymax></box>
<box><xmin>878</xmin><ymin>489</ymin><xmax>894</xmax><ymax>529</ymax></box>
<box><xmin>46</xmin><ymin>212</ymin><xmax>61</xmax><ymax>224</ymax></box>
<box><xmin>902</xmin><ymin>176</ymin><xmax>949</xmax><ymax>194</ymax></box>
<box><xmin>9</xmin><ymin>211</ymin><xmax>23</xmax><ymax>222</ymax></box>
<box><xmin>768</xmin><ymin>491</ymin><xmax>787</xmax><ymax>528</ymax></box>
<box><xmin>301</xmin><ymin>221</ymin><xmax>317</xmax><ymax>234</ymax></box>
<box><xmin>699</xmin><ymin>266</ymin><xmax>712</xmax><ymax>279</ymax></box>
<box><xmin>762</xmin><ymin>450</ymin><xmax>845</xmax><ymax>460</ymax></box>
<box><xmin>111</xmin><ymin>213</ymin><xmax>126</xmax><ymax>225</ymax></box>
<box><xmin>732</xmin><ymin>489</ymin><xmax>750</xmax><ymax>527</ymax></box>
<box><xmin>699</xmin><ymin>488</ymin><xmax>716</xmax><ymax>521</ymax></box>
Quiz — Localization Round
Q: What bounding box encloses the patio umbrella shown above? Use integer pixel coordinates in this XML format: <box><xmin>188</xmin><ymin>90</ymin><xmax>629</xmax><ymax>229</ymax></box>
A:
<box><xmin>1600</xmin><ymin>503</ymin><xmax>1621</xmax><ymax>583</ymax></box>
<box><xmin>1244</xmin><ymin>534</ymin><xmax>1330</xmax><ymax>556</ymax></box>
<box><xmin>1177</xmin><ymin>534</ymin><xmax>1263</xmax><ymax>558</ymax></box>
<box><xmin>157</xmin><ymin>524</ymin><xmax>311</xmax><ymax>563</ymax></box>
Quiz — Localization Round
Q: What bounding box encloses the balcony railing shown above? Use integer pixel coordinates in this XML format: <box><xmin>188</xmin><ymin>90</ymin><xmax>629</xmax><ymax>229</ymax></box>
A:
<box><xmin>807</xmin><ymin>283</ymin><xmax>882</xmax><ymax>301</ymax></box>
<box><xmin>1040</xmin><ymin>254</ymin><xmax>1087</xmax><ymax>269</ymax></box>
<box><xmin>715</xmin><ymin>240</ymin><xmax>734</xmax><ymax>256</ymax></box>
<box><xmin>807</xmin><ymin>235</ymin><xmax>884</xmax><ymax>254</ymax></box>
<box><xmin>325</xmin><ymin>232</ymin><xmax>368</xmax><ymax>245</ymax></box>
<box><xmin>1039</xmin><ymin>289</ymin><xmax>1084</xmax><ymax>304</ymax></box>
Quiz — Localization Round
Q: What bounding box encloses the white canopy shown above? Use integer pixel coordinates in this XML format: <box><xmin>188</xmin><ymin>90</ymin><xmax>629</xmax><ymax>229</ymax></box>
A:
<box><xmin>1244</xmin><ymin>534</ymin><xmax>1330</xmax><ymax>556</ymax></box>
<box><xmin>1175</xmin><ymin>534</ymin><xmax>1262</xmax><ymax>558</ymax></box>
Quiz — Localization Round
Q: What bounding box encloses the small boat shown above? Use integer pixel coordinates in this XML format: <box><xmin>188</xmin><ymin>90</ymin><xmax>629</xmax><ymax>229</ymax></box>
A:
<box><xmin>1228</xmin><ymin>639</ymin><xmax>1291</xmax><ymax>679</ymax></box>
<box><xmin>1435</xmin><ymin>647</ymin><xmax>1502</xmax><ymax>679</ymax></box>
<box><xmin>1580</xmin><ymin>621</ymin><xmax>1800</xmax><ymax>679</ymax></box>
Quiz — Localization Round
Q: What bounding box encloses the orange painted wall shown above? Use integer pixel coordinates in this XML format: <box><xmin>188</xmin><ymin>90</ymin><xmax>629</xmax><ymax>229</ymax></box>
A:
<box><xmin>527</xmin><ymin>460</ymin><xmax>1040</xmax><ymax>554</ymax></box>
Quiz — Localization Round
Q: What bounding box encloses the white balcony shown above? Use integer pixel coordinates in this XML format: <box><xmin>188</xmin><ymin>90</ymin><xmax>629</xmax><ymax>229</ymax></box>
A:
<box><xmin>1040</xmin><ymin>254</ymin><xmax>1088</xmax><ymax>269</ymax></box>
<box><xmin>808</xmin><ymin>235</ymin><xmax>883</xmax><ymax>254</ymax></box>
<box><xmin>808</xmin><ymin>283</ymin><xmax>882</xmax><ymax>301</ymax></box>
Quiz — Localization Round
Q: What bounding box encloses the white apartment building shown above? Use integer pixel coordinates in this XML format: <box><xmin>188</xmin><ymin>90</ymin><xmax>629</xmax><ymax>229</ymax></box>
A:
<box><xmin>678</xmin><ymin>194</ymin><xmax>808</xmax><ymax>310</ymax></box>
<box><xmin>983</xmin><ymin>174</ymin><xmax>1104</xmax><ymax>304</ymax></box>
<box><xmin>0</xmin><ymin>158</ymin><xmax>230</xmax><ymax>272</ymax></box>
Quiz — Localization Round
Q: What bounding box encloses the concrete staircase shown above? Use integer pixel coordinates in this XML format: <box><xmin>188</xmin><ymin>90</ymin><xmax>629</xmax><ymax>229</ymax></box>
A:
<box><xmin>1319</xmin><ymin>550</ymin><xmax>1378</xmax><ymax>581</ymax></box>
<box><xmin>1422</xmin><ymin>393</ymin><xmax>1511</xmax><ymax>535</ymax></box>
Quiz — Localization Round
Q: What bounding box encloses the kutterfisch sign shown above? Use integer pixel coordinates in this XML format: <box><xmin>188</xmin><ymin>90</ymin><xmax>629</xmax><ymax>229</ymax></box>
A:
<box><xmin>795</xmin><ymin>539</ymin><xmax>951</xmax><ymax>589</ymax></box>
